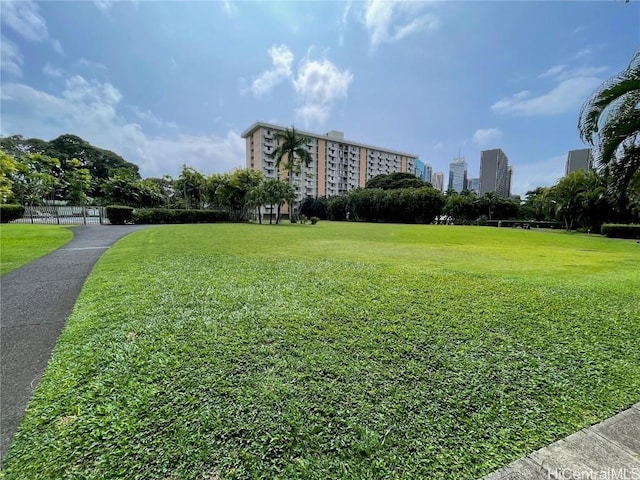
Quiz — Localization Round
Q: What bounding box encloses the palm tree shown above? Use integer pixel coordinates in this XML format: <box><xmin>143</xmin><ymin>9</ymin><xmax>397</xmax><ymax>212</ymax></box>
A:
<box><xmin>269</xmin><ymin>127</ymin><xmax>312</xmax><ymax>218</ymax></box>
<box><xmin>578</xmin><ymin>49</ymin><xmax>640</xmax><ymax>209</ymax></box>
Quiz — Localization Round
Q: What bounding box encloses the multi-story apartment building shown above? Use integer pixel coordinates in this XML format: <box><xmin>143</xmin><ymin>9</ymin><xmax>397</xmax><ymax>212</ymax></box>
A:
<box><xmin>448</xmin><ymin>157</ymin><xmax>468</xmax><ymax>193</ymax></box>
<box><xmin>479</xmin><ymin>148</ymin><xmax>511</xmax><ymax>198</ymax></box>
<box><xmin>431</xmin><ymin>172</ymin><xmax>444</xmax><ymax>192</ymax></box>
<box><xmin>565</xmin><ymin>148</ymin><xmax>593</xmax><ymax>175</ymax></box>
<box><xmin>242</xmin><ymin>122</ymin><xmax>420</xmax><ymax>206</ymax></box>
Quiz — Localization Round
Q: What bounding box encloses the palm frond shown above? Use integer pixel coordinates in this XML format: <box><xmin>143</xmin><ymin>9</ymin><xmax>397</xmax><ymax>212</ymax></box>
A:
<box><xmin>578</xmin><ymin>49</ymin><xmax>640</xmax><ymax>145</ymax></box>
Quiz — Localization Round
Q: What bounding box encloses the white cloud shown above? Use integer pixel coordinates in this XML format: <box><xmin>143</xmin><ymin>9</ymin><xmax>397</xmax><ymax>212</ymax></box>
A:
<box><xmin>293</xmin><ymin>57</ymin><xmax>353</xmax><ymax>125</ymax></box>
<box><xmin>538</xmin><ymin>65</ymin><xmax>565</xmax><ymax>79</ymax></box>
<box><xmin>75</xmin><ymin>57</ymin><xmax>108</xmax><ymax>71</ymax></box>
<box><xmin>472</xmin><ymin>128</ymin><xmax>503</xmax><ymax>146</ymax></box>
<box><xmin>364</xmin><ymin>0</ymin><xmax>438</xmax><ymax>47</ymax></box>
<box><xmin>246</xmin><ymin>45</ymin><xmax>353</xmax><ymax>126</ymax></box>
<box><xmin>510</xmin><ymin>155</ymin><xmax>566</xmax><ymax>196</ymax></box>
<box><xmin>42</xmin><ymin>63</ymin><xmax>63</xmax><ymax>78</ymax></box>
<box><xmin>0</xmin><ymin>77</ymin><xmax>244</xmax><ymax>178</ymax></box>
<box><xmin>538</xmin><ymin>64</ymin><xmax>608</xmax><ymax>82</ymax></box>
<box><xmin>131</xmin><ymin>106</ymin><xmax>178</xmax><ymax>129</ymax></box>
<box><xmin>222</xmin><ymin>0</ymin><xmax>237</xmax><ymax>16</ymax></box>
<box><xmin>574</xmin><ymin>48</ymin><xmax>591</xmax><ymax>59</ymax></box>
<box><xmin>1</xmin><ymin>36</ymin><xmax>23</xmax><ymax>77</ymax></box>
<box><xmin>492</xmin><ymin>68</ymin><xmax>606</xmax><ymax>116</ymax></box>
<box><xmin>248</xmin><ymin>45</ymin><xmax>294</xmax><ymax>97</ymax></box>
<box><xmin>0</xmin><ymin>0</ymin><xmax>48</xmax><ymax>42</ymax></box>
<box><xmin>338</xmin><ymin>2</ymin><xmax>352</xmax><ymax>46</ymax></box>
<box><xmin>52</xmin><ymin>39</ymin><xmax>64</xmax><ymax>55</ymax></box>
<box><xmin>93</xmin><ymin>0</ymin><xmax>114</xmax><ymax>12</ymax></box>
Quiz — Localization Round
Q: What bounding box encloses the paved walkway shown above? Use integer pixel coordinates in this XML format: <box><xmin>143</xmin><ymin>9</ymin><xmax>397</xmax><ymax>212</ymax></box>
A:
<box><xmin>480</xmin><ymin>403</ymin><xmax>640</xmax><ymax>479</ymax></box>
<box><xmin>0</xmin><ymin>225</ymin><xmax>149</xmax><ymax>464</ymax></box>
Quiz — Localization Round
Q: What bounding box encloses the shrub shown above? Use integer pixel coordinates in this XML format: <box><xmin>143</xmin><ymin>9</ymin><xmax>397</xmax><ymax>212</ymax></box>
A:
<box><xmin>601</xmin><ymin>224</ymin><xmax>640</xmax><ymax>239</ymax></box>
<box><xmin>133</xmin><ymin>208</ymin><xmax>229</xmax><ymax>224</ymax></box>
<box><xmin>299</xmin><ymin>196</ymin><xmax>329</xmax><ymax>219</ymax></box>
<box><xmin>106</xmin><ymin>206</ymin><xmax>134</xmax><ymax>225</ymax></box>
<box><xmin>0</xmin><ymin>204</ymin><xmax>23</xmax><ymax>223</ymax></box>
<box><xmin>327</xmin><ymin>195</ymin><xmax>349</xmax><ymax>221</ymax></box>
<box><xmin>310</xmin><ymin>216</ymin><xmax>319</xmax><ymax>225</ymax></box>
<box><xmin>297</xmin><ymin>214</ymin><xmax>308</xmax><ymax>224</ymax></box>
<box><xmin>0</xmin><ymin>204</ymin><xmax>25</xmax><ymax>223</ymax></box>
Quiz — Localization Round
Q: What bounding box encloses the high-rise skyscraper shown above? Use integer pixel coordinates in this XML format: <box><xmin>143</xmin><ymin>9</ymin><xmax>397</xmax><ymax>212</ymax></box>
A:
<box><xmin>448</xmin><ymin>157</ymin><xmax>468</xmax><ymax>193</ymax></box>
<box><xmin>565</xmin><ymin>149</ymin><xmax>592</xmax><ymax>175</ymax></box>
<box><xmin>424</xmin><ymin>163</ymin><xmax>433</xmax><ymax>184</ymax></box>
<box><xmin>479</xmin><ymin>149</ymin><xmax>510</xmax><ymax>197</ymax></box>
<box><xmin>432</xmin><ymin>172</ymin><xmax>444</xmax><ymax>191</ymax></box>
<box><xmin>467</xmin><ymin>177</ymin><xmax>479</xmax><ymax>194</ymax></box>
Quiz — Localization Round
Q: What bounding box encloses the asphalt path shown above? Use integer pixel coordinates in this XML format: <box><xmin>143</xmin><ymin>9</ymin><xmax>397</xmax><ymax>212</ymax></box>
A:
<box><xmin>0</xmin><ymin>224</ymin><xmax>150</xmax><ymax>464</ymax></box>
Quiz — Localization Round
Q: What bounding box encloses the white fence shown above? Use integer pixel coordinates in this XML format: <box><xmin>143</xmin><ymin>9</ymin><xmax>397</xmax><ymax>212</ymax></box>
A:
<box><xmin>11</xmin><ymin>206</ymin><xmax>110</xmax><ymax>225</ymax></box>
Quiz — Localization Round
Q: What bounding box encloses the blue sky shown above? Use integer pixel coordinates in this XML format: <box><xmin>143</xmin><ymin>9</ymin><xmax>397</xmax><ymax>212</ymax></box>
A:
<box><xmin>1</xmin><ymin>0</ymin><xmax>638</xmax><ymax>195</ymax></box>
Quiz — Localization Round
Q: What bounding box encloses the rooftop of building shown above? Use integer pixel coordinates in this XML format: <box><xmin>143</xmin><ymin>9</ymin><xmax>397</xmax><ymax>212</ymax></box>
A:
<box><xmin>241</xmin><ymin>121</ymin><xmax>419</xmax><ymax>159</ymax></box>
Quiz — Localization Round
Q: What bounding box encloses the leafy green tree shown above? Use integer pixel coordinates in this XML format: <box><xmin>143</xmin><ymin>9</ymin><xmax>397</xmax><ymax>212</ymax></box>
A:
<box><xmin>0</xmin><ymin>134</ymin><xmax>140</xmax><ymax>199</ymax></box>
<box><xmin>246</xmin><ymin>182</ymin><xmax>267</xmax><ymax>224</ymax></box>
<box><xmin>299</xmin><ymin>196</ymin><xmax>328</xmax><ymax>219</ymax></box>
<box><xmin>146</xmin><ymin>176</ymin><xmax>175</xmax><ymax>208</ymax></box>
<box><xmin>479</xmin><ymin>192</ymin><xmax>499</xmax><ymax>220</ymax></box>
<box><xmin>0</xmin><ymin>149</ymin><xmax>18</xmax><ymax>203</ymax></box>
<box><xmin>520</xmin><ymin>187</ymin><xmax>553</xmax><ymax>221</ymax></box>
<box><xmin>175</xmin><ymin>165</ymin><xmax>205</xmax><ymax>209</ymax></box>
<box><xmin>261</xmin><ymin>179</ymin><xmax>294</xmax><ymax>224</ymax></box>
<box><xmin>327</xmin><ymin>194</ymin><xmax>349</xmax><ymax>221</ymax></box>
<box><xmin>365</xmin><ymin>172</ymin><xmax>426</xmax><ymax>190</ymax></box>
<box><xmin>63</xmin><ymin>158</ymin><xmax>92</xmax><ymax>205</ymax></box>
<box><xmin>100</xmin><ymin>173</ymin><xmax>141</xmax><ymax>206</ymax></box>
<box><xmin>215</xmin><ymin>168</ymin><xmax>263</xmax><ymax>221</ymax></box>
<box><xmin>135</xmin><ymin>179</ymin><xmax>166</xmax><ymax>208</ymax></box>
<box><xmin>445</xmin><ymin>192</ymin><xmax>479</xmax><ymax>223</ymax></box>
<box><xmin>579</xmin><ymin>49</ymin><xmax>640</xmax><ymax>210</ymax></box>
<box><xmin>11</xmin><ymin>153</ymin><xmax>61</xmax><ymax>205</ymax></box>
<box><xmin>547</xmin><ymin>170</ymin><xmax>612</xmax><ymax>231</ymax></box>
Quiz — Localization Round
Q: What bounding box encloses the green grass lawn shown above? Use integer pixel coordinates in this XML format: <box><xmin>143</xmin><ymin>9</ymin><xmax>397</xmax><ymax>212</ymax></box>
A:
<box><xmin>3</xmin><ymin>223</ymin><xmax>639</xmax><ymax>479</ymax></box>
<box><xmin>0</xmin><ymin>224</ymin><xmax>74</xmax><ymax>275</ymax></box>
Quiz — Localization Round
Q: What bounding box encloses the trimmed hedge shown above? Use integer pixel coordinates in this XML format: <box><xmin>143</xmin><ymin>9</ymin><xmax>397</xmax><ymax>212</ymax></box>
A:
<box><xmin>106</xmin><ymin>206</ymin><xmax>134</xmax><ymax>225</ymax></box>
<box><xmin>601</xmin><ymin>224</ymin><xmax>640</xmax><ymax>239</ymax></box>
<box><xmin>0</xmin><ymin>204</ymin><xmax>25</xmax><ymax>223</ymax></box>
<box><xmin>479</xmin><ymin>219</ymin><xmax>564</xmax><ymax>229</ymax></box>
<box><xmin>132</xmin><ymin>208</ymin><xmax>230</xmax><ymax>224</ymax></box>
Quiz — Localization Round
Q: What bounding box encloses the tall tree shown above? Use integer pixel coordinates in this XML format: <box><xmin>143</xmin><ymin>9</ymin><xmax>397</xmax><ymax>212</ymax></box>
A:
<box><xmin>175</xmin><ymin>165</ymin><xmax>205</xmax><ymax>209</ymax></box>
<box><xmin>578</xmin><ymin>49</ymin><xmax>640</xmax><ymax>209</ymax></box>
<box><xmin>269</xmin><ymin>127</ymin><xmax>312</xmax><ymax>217</ymax></box>
<box><xmin>63</xmin><ymin>158</ymin><xmax>92</xmax><ymax>205</ymax></box>
<box><xmin>365</xmin><ymin>172</ymin><xmax>427</xmax><ymax>190</ymax></box>
<box><xmin>0</xmin><ymin>149</ymin><xmax>18</xmax><ymax>204</ymax></box>
<box><xmin>11</xmin><ymin>153</ymin><xmax>61</xmax><ymax>205</ymax></box>
<box><xmin>215</xmin><ymin>169</ymin><xmax>263</xmax><ymax>221</ymax></box>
